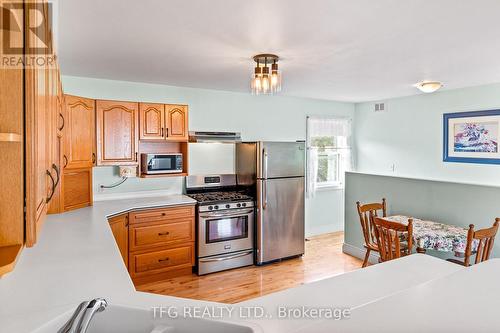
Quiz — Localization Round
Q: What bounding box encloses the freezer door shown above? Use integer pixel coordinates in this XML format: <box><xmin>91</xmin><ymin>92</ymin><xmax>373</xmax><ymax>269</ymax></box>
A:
<box><xmin>257</xmin><ymin>142</ymin><xmax>305</xmax><ymax>179</ymax></box>
<box><xmin>256</xmin><ymin>177</ymin><xmax>305</xmax><ymax>264</ymax></box>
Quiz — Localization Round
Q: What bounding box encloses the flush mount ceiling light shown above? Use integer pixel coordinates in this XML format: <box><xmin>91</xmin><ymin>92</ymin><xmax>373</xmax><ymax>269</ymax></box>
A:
<box><xmin>415</xmin><ymin>81</ymin><xmax>443</xmax><ymax>93</ymax></box>
<box><xmin>251</xmin><ymin>54</ymin><xmax>281</xmax><ymax>95</ymax></box>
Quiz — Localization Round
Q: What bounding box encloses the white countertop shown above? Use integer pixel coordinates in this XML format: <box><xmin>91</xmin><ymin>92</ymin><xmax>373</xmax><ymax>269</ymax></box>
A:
<box><xmin>0</xmin><ymin>195</ymin><xmax>223</xmax><ymax>333</ymax></box>
<box><xmin>236</xmin><ymin>254</ymin><xmax>462</xmax><ymax>333</ymax></box>
<box><xmin>294</xmin><ymin>258</ymin><xmax>500</xmax><ymax>332</ymax></box>
<box><xmin>0</xmin><ymin>194</ymin><xmax>470</xmax><ymax>333</ymax></box>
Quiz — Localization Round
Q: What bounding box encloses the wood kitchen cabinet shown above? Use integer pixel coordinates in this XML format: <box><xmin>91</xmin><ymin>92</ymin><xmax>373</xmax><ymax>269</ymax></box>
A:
<box><xmin>127</xmin><ymin>205</ymin><xmax>195</xmax><ymax>284</ymax></box>
<box><xmin>0</xmin><ymin>0</ymin><xmax>25</xmax><ymax>275</ymax></box>
<box><xmin>62</xmin><ymin>168</ymin><xmax>93</xmax><ymax>211</ymax></box>
<box><xmin>139</xmin><ymin>103</ymin><xmax>164</xmax><ymax>140</ymax></box>
<box><xmin>96</xmin><ymin>100</ymin><xmax>139</xmax><ymax>165</ymax></box>
<box><xmin>139</xmin><ymin>103</ymin><xmax>189</xmax><ymax>142</ymax></box>
<box><xmin>165</xmin><ymin>104</ymin><xmax>189</xmax><ymax>141</ymax></box>
<box><xmin>25</xmin><ymin>0</ymin><xmax>62</xmax><ymax>246</ymax></box>
<box><xmin>108</xmin><ymin>214</ymin><xmax>129</xmax><ymax>268</ymax></box>
<box><xmin>47</xmin><ymin>71</ymin><xmax>66</xmax><ymax>214</ymax></box>
<box><xmin>63</xmin><ymin>95</ymin><xmax>96</xmax><ymax>169</ymax></box>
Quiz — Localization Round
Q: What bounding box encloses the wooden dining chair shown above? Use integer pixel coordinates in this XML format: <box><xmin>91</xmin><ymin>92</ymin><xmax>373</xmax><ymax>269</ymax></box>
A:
<box><xmin>447</xmin><ymin>218</ymin><xmax>500</xmax><ymax>267</ymax></box>
<box><xmin>373</xmin><ymin>217</ymin><xmax>413</xmax><ymax>263</ymax></box>
<box><xmin>356</xmin><ymin>199</ymin><xmax>387</xmax><ymax>267</ymax></box>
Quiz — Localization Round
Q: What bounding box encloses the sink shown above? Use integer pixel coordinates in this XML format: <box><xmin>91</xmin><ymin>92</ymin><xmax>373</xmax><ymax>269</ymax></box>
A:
<box><xmin>35</xmin><ymin>304</ymin><xmax>261</xmax><ymax>333</ymax></box>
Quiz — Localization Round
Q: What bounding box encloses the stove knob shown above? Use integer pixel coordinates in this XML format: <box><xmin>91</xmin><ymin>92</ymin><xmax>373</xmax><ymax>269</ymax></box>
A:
<box><xmin>226</xmin><ymin>204</ymin><xmax>231</xmax><ymax>209</ymax></box>
<box><xmin>208</xmin><ymin>206</ymin><xmax>213</xmax><ymax>211</ymax></box>
<box><xmin>242</xmin><ymin>202</ymin><xmax>247</xmax><ymax>207</ymax></box>
<box><xmin>236</xmin><ymin>203</ymin><xmax>241</xmax><ymax>208</ymax></box>
<box><xmin>214</xmin><ymin>205</ymin><xmax>219</xmax><ymax>210</ymax></box>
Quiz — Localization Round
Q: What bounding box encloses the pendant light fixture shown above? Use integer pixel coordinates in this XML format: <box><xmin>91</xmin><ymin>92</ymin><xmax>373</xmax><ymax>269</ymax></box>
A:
<box><xmin>251</xmin><ymin>54</ymin><xmax>281</xmax><ymax>95</ymax></box>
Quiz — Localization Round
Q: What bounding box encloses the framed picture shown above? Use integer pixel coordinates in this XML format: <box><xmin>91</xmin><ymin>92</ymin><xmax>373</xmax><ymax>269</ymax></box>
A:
<box><xmin>443</xmin><ymin>109</ymin><xmax>500</xmax><ymax>164</ymax></box>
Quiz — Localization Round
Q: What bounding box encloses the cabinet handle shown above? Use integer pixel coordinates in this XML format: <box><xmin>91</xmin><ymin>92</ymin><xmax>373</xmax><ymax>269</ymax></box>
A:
<box><xmin>161</xmin><ymin>213</ymin><xmax>166</xmax><ymax>216</ymax></box>
<box><xmin>166</xmin><ymin>128</ymin><xmax>169</xmax><ymax>137</ymax></box>
<box><xmin>58</xmin><ymin>113</ymin><xmax>65</xmax><ymax>131</ymax></box>
<box><xmin>52</xmin><ymin>163</ymin><xmax>60</xmax><ymax>188</ymax></box>
<box><xmin>135</xmin><ymin>152</ymin><xmax>138</xmax><ymax>161</ymax></box>
<box><xmin>46</xmin><ymin>170</ymin><xmax>55</xmax><ymax>203</ymax></box>
<box><xmin>92</xmin><ymin>153</ymin><xmax>96</xmax><ymax>165</ymax></box>
<box><xmin>158</xmin><ymin>232</ymin><xmax>170</xmax><ymax>236</ymax></box>
<box><xmin>63</xmin><ymin>155</ymin><xmax>68</xmax><ymax>168</ymax></box>
<box><xmin>161</xmin><ymin>127</ymin><xmax>164</xmax><ymax>137</ymax></box>
<box><xmin>158</xmin><ymin>257</ymin><xmax>170</xmax><ymax>262</ymax></box>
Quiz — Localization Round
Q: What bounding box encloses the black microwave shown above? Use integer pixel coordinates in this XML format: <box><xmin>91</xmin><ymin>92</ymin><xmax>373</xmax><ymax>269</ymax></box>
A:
<box><xmin>141</xmin><ymin>153</ymin><xmax>183</xmax><ymax>174</ymax></box>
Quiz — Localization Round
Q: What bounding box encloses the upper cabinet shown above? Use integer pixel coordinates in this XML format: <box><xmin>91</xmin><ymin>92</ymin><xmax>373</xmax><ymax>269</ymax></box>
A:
<box><xmin>139</xmin><ymin>103</ymin><xmax>188</xmax><ymax>142</ymax></box>
<box><xmin>139</xmin><ymin>103</ymin><xmax>164</xmax><ymax>140</ymax></box>
<box><xmin>96</xmin><ymin>100</ymin><xmax>139</xmax><ymax>165</ymax></box>
<box><xmin>165</xmin><ymin>104</ymin><xmax>189</xmax><ymax>142</ymax></box>
<box><xmin>63</xmin><ymin>95</ymin><xmax>96</xmax><ymax>169</ymax></box>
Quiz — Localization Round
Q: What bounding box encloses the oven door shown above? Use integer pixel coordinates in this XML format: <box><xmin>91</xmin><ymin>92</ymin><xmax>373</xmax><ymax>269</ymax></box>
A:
<box><xmin>198</xmin><ymin>208</ymin><xmax>254</xmax><ymax>258</ymax></box>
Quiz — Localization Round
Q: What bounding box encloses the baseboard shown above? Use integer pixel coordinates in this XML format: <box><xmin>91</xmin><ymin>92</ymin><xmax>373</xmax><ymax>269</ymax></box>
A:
<box><xmin>342</xmin><ymin>243</ymin><xmax>379</xmax><ymax>264</ymax></box>
<box><xmin>305</xmin><ymin>225</ymin><xmax>343</xmax><ymax>238</ymax></box>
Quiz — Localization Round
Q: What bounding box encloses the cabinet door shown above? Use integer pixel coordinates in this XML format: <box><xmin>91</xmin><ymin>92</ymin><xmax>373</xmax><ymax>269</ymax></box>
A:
<box><xmin>62</xmin><ymin>168</ymin><xmax>92</xmax><ymax>211</ymax></box>
<box><xmin>165</xmin><ymin>104</ymin><xmax>188</xmax><ymax>142</ymax></box>
<box><xmin>96</xmin><ymin>100</ymin><xmax>139</xmax><ymax>165</ymax></box>
<box><xmin>24</xmin><ymin>0</ymin><xmax>51</xmax><ymax>246</ymax></box>
<box><xmin>63</xmin><ymin>95</ymin><xmax>95</xmax><ymax>169</ymax></box>
<box><xmin>139</xmin><ymin>103</ymin><xmax>164</xmax><ymax>140</ymax></box>
<box><xmin>108</xmin><ymin>214</ymin><xmax>129</xmax><ymax>268</ymax></box>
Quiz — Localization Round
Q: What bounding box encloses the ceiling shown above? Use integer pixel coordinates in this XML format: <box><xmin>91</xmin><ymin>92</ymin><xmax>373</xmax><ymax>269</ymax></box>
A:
<box><xmin>57</xmin><ymin>0</ymin><xmax>500</xmax><ymax>102</ymax></box>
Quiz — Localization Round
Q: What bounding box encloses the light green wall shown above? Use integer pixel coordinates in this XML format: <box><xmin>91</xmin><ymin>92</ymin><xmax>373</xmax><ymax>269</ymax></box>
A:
<box><xmin>62</xmin><ymin>75</ymin><xmax>355</xmax><ymax>236</ymax></box>
<box><xmin>354</xmin><ymin>83</ymin><xmax>500</xmax><ymax>186</ymax></box>
<box><xmin>349</xmin><ymin>83</ymin><xmax>500</xmax><ymax>260</ymax></box>
<box><xmin>345</xmin><ymin>172</ymin><xmax>500</xmax><ymax>259</ymax></box>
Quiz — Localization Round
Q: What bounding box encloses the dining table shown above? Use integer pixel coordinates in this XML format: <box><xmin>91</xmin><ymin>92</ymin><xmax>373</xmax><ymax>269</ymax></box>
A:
<box><xmin>384</xmin><ymin>215</ymin><xmax>476</xmax><ymax>257</ymax></box>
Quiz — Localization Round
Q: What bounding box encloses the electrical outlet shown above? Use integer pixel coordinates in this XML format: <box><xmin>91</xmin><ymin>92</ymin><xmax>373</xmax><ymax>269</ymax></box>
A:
<box><xmin>389</xmin><ymin>163</ymin><xmax>396</xmax><ymax>172</ymax></box>
<box><xmin>119</xmin><ymin>166</ymin><xmax>137</xmax><ymax>178</ymax></box>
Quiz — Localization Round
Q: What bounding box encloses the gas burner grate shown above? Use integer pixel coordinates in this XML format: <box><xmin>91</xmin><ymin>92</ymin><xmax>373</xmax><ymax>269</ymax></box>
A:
<box><xmin>187</xmin><ymin>191</ymin><xmax>253</xmax><ymax>203</ymax></box>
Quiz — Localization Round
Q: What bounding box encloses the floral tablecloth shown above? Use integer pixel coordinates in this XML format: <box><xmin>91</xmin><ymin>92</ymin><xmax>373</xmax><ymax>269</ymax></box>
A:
<box><xmin>385</xmin><ymin>215</ymin><xmax>476</xmax><ymax>254</ymax></box>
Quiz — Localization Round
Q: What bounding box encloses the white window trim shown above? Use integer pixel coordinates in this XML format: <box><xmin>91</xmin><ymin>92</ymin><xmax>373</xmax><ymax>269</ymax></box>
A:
<box><xmin>306</xmin><ymin>115</ymin><xmax>353</xmax><ymax>196</ymax></box>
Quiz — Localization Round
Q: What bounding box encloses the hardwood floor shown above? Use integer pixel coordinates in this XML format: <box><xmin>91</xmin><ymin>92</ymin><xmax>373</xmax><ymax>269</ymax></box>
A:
<box><xmin>136</xmin><ymin>232</ymin><xmax>362</xmax><ymax>303</ymax></box>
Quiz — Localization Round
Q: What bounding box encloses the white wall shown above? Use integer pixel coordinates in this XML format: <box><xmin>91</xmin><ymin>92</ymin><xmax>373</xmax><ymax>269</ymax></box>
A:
<box><xmin>62</xmin><ymin>75</ymin><xmax>354</xmax><ymax>236</ymax></box>
<box><xmin>355</xmin><ymin>83</ymin><xmax>500</xmax><ymax>186</ymax></box>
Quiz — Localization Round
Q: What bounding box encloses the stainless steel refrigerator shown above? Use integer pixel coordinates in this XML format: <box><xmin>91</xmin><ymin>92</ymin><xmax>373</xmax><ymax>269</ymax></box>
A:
<box><xmin>236</xmin><ymin>141</ymin><xmax>305</xmax><ymax>265</ymax></box>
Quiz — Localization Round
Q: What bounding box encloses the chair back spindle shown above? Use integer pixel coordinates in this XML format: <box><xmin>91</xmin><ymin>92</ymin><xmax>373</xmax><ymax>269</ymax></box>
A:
<box><xmin>373</xmin><ymin>217</ymin><xmax>413</xmax><ymax>262</ymax></box>
<box><xmin>464</xmin><ymin>219</ymin><xmax>499</xmax><ymax>266</ymax></box>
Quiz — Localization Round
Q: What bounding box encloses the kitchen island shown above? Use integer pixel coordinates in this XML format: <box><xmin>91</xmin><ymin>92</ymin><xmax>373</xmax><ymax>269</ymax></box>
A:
<box><xmin>0</xmin><ymin>194</ymin><xmax>466</xmax><ymax>332</ymax></box>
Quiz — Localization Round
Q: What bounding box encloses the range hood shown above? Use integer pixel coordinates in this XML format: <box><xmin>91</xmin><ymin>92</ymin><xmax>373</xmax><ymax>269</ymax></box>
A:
<box><xmin>188</xmin><ymin>131</ymin><xmax>242</xmax><ymax>143</ymax></box>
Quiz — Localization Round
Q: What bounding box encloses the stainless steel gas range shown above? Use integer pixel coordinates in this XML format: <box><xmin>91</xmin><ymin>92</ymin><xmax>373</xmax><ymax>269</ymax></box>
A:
<box><xmin>186</xmin><ymin>175</ymin><xmax>254</xmax><ymax>275</ymax></box>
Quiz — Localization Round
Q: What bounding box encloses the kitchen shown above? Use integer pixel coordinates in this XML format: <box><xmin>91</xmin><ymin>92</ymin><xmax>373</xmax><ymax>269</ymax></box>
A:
<box><xmin>3</xmin><ymin>1</ymin><xmax>500</xmax><ymax>333</ymax></box>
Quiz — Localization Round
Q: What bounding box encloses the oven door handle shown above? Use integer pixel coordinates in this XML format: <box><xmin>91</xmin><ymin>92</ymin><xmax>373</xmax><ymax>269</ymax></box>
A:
<box><xmin>199</xmin><ymin>209</ymin><xmax>254</xmax><ymax>219</ymax></box>
<box><xmin>199</xmin><ymin>250</ymin><xmax>254</xmax><ymax>263</ymax></box>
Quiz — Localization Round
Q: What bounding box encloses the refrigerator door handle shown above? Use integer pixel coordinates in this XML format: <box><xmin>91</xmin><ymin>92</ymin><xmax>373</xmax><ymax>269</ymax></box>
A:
<box><xmin>263</xmin><ymin>179</ymin><xmax>267</xmax><ymax>209</ymax></box>
<box><xmin>263</xmin><ymin>147</ymin><xmax>268</xmax><ymax>179</ymax></box>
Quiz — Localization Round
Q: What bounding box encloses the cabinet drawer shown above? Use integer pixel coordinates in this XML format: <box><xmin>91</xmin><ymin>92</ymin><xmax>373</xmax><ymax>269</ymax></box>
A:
<box><xmin>130</xmin><ymin>244</ymin><xmax>194</xmax><ymax>275</ymax></box>
<box><xmin>129</xmin><ymin>219</ymin><xmax>194</xmax><ymax>251</ymax></box>
<box><xmin>129</xmin><ymin>206</ymin><xmax>194</xmax><ymax>225</ymax></box>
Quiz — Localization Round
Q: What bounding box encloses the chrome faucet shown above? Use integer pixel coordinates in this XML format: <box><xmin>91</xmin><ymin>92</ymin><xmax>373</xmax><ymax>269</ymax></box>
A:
<box><xmin>58</xmin><ymin>298</ymin><xmax>108</xmax><ymax>333</ymax></box>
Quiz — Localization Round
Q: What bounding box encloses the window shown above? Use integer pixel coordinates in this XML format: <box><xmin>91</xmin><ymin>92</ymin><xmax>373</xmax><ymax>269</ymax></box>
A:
<box><xmin>306</xmin><ymin>117</ymin><xmax>352</xmax><ymax>194</ymax></box>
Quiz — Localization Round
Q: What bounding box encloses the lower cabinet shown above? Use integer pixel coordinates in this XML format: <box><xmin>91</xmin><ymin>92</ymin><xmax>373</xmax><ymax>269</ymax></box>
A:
<box><xmin>108</xmin><ymin>205</ymin><xmax>195</xmax><ymax>285</ymax></box>
<box><xmin>108</xmin><ymin>214</ymin><xmax>129</xmax><ymax>269</ymax></box>
<box><xmin>62</xmin><ymin>168</ymin><xmax>93</xmax><ymax>211</ymax></box>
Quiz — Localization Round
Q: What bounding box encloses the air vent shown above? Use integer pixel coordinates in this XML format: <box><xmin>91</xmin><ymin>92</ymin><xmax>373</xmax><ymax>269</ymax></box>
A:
<box><xmin>374</xmin><ymin>102</ymin><xmax>387</xmax><ymax>112</ymax></box>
